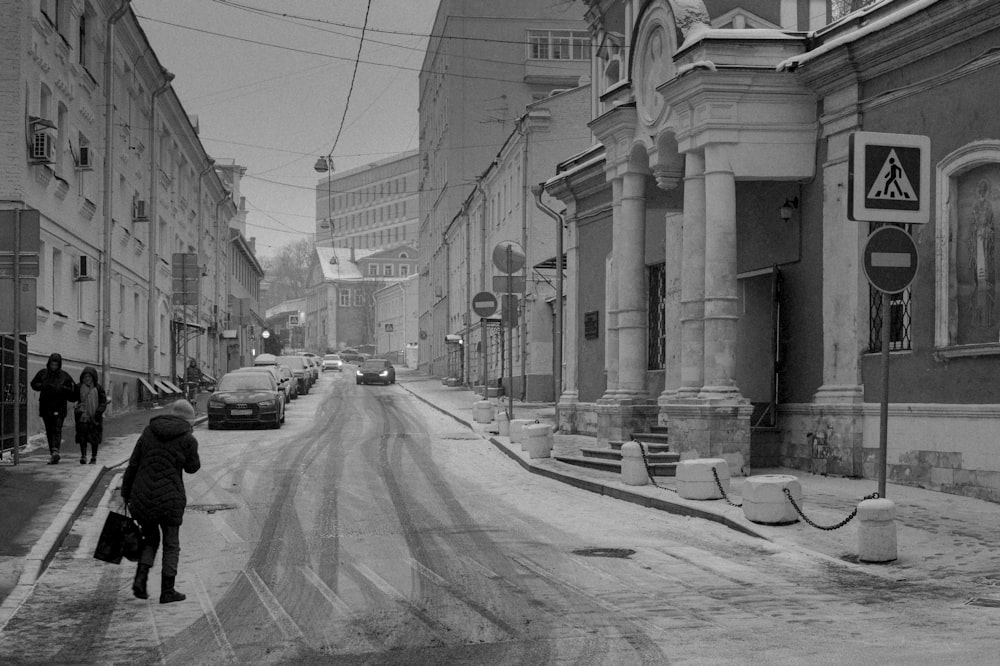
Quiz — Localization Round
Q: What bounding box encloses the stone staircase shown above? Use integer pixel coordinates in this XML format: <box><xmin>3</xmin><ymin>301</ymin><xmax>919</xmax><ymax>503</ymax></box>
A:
<box><xmin>554</xmin><ymin>425</ymin><xmax>680</xmax><ymax>477</ymax></box>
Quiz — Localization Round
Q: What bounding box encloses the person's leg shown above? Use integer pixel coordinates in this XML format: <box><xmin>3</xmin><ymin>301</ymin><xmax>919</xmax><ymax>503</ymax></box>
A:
<box><xmin>159</xmin><ymin>524</ymin><xmax>185</xmax><ymax>603</ymax></box>
<box><xmin>89</xmin><ymin>425</ymin><xmax>100</xmax><ymax>463</ymax></box>
<box><xmin>133</xmin><ymin>520</ymin><xmax>160</xmax><ymax>600</ymax></box>
<box><xmin>43</xmin><ymin>416</ymin><xmax>61</xmax><ymax>463</ymax></box>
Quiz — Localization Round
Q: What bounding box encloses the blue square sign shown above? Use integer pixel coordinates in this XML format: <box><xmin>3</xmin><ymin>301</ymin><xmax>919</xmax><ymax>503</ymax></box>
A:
<box><xmin>848</xmin><ymin>131</ymin><xmax>930</xmax><ymax>224</ymax></box>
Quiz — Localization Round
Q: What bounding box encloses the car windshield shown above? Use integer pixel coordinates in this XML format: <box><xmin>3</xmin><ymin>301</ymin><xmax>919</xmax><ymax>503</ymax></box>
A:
<box><xmin>218</xmin><ymin>373</ymin><xmax>273</xmax><ymax>391</ymax></box>
<box><xmin>276</xmin><ymin>356</ymin><xmax>305</xmax><ymax>369</ymax></box>
<box><xmin>361</xmin><ymin>361</ymin><xmax>388</xmax><ymax>371</ymax></box>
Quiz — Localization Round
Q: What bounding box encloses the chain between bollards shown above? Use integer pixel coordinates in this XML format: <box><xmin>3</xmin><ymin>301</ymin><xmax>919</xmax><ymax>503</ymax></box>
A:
<box><xmin>636</xmin><ymin>441</ymin><xmax>677</xmax><ymax>492</ymax></box>
<box><xmin>711</xmin><ymin>467</ymin><xmax>742</xmax><ymax>507</ymax></box>
<box><xmin>783</xmin><ymin>488</ymin><xmax>881</xmax><ymax>531</ymax></box>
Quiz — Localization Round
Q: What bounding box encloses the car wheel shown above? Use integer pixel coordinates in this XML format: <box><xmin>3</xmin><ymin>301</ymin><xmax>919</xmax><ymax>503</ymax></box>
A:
<box><xmin>208</xmin><ymin>422</ymin><xmax>219</xmax><ymax>430</ymax></box>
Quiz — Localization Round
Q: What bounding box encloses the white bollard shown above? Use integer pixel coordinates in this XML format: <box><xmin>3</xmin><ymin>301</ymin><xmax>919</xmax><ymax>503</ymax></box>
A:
<box><xmin>509</xmin><ymin>419</ymin><xmax>534</xmax><ymax>448</ymax></box>
<box><xmin>497</xmin><ymin>410</ymin><xmax>510</xmax><ymax>437</ymax></box>
<box><xmin>676</xmin><ymin>458</ymin><xmax>729</xmax><ymax>500</ymax></box>
<box><xmin>742</xmin><ymin>475</ymin><xmax>802</xmax><ymax>525</ymax></box>
<box><xmin>620</xmin><ymin>441</ymin><xmax>649</xmax><ymax>486</ymax></box>
<box><xmin>857</xmin><ymin>498</ymin><xmax>897</xmax><ymax>563</ymax></box>
<box><xmin>524</xmin><ymin>423</ymin><xmax>553</xmax><ymax>459</ymax></box>
<box><xmin>473</xmin><ymin>400</ymin><xmax>495</xmax><ymax>424</ymax></box>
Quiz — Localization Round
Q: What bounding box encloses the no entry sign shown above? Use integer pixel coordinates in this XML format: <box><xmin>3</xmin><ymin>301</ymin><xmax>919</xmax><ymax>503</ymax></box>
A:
<box><xmin>863</xmin><ymin>226</ymin><xmax>918</xmax><ymax>294</ymax></box>
<box><xmin>472</xmin><ymin>291</ymin><xmax>498</xmax><ymax>318</ymax></box>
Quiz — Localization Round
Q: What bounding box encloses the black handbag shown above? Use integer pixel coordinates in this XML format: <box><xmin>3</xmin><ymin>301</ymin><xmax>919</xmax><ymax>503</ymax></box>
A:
<box><xmin>94</xmin><ymin>507</ymin><xmax>143</xmax><ymax>565</ymax></box>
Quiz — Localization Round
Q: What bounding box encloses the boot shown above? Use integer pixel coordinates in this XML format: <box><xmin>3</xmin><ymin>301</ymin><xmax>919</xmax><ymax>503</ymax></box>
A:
<box><xmin>159</xmin><ymin>575</ymin><xmax>186</xmax><ymax>604</ymax></box>
<box><xmin>132</xmin><ymin>563</ymin><xmax>150</xmax><ymax>599</ymax></box>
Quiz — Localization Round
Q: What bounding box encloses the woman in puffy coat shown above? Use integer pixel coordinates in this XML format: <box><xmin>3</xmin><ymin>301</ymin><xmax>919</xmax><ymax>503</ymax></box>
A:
<box><xmin>121</xmin><ymin>399</ymin><xmax>201</xmax><ymax>604</ymax></box>
<box><xmin>72</xmin><ymin>366</ymin><xmax>107</xmax><ymax>464</ymax></box>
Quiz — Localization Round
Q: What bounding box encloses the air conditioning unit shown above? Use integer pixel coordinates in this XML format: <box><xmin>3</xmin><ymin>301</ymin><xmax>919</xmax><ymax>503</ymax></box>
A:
<box><xmin>76</xmin><ymin>145</ymin><xmax>93</xmax><ymax>170</ymax></box>
<box><xmin>132</xmin><ymin>199</ymin><xmax>148</xmax><ymax>222</ymax></box>
<box><xmin>74</xmin><ymin>255</ymin><xmax>95</xmax><ymax>282</ymax></box>
<box><xmin>30</xmin><ymin>130</ymin><xmax>55</xmax><ymax>164</ymax></box>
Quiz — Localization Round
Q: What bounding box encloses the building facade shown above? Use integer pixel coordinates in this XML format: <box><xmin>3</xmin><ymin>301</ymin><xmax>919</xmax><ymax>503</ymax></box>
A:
<box><xmin>374</xmin><ymin>274</ymin><xmax>418</xmax><ymax>366</ymax></box>
<box><xmin>417</xmin><ymin>0</ymin><xmax>591</xmax><ymax>376</ymax></box>
<box><xmin>541</xmin><ymin>0</ymin><xmax>1000</xmax><ymax>502</ymax></box>
<box><xmin>315</xmin><ymin>150</ymin><xmax>419</xmax><ymax>251</ymax></box>
<box><xmin>1</xmin><ymin>1</ymin><xmax>260</xmax><ymax>441</ymax></box>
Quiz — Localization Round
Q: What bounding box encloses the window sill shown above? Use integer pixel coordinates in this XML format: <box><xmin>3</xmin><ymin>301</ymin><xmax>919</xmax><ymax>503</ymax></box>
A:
<box><xmin>933</xmin><ymin>343</ymin><xmax>1000</xmax><ymax>361</ymax></box>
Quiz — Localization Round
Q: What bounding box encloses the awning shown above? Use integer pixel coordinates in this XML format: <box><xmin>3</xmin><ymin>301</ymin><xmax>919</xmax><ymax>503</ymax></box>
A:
<box><xmin>533</xmin><ymin>254</ymin><xmax>566</xmax><ymax>271</ymax></box>
<box><xmin>154</xmin><ymin>380</ymin><xmax>175</xmax><ymax>394</ymax></box>
<box><xmin>138</xmin><ymin>377</ymin><xmax>158</xmax><ymax>395</ymax></box>
<box><xmin>161</xmin><ymin>379</ymin><xmax>183</xmax><ymax>393</ymax></box>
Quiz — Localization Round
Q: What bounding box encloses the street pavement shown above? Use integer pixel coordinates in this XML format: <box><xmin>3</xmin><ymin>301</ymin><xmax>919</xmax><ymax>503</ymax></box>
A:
<box><xmin>2</xmin><ymin>370</ymin><xmax>999</xmax><ymax>631</ymax></box>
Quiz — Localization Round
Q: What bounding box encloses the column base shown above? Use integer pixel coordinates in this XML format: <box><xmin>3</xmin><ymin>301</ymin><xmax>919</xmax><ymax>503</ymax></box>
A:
<box><xmin>659</xmin><ymin>400</ymin><xmax>753</xmax><ymax>476</ymax></box>
<box><xmin>595</xmin><ymin>397</ymin><xmax>658</xmax><ymax>447</ymax></box>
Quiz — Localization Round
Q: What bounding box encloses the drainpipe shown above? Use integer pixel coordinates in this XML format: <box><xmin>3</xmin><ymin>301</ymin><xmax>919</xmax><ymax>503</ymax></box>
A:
<box><xmin>215</xmin><ymin>196</ymin><xmax>230</xmax><ymax>373</ymax></box>
<box><xmin>518</xmin><ymin>122</ymin><xmax>529</xmax><ymax>401</ymax></box>
<box><xmin>532</xmin><ymin>184</ymin><xmax>563</xmax><ymax>429</ymax></box>
<box><xmin>146</xmin><ymin>70</ymin><xmax>173</xmax><ymax>386</ymax></box>
<box><xmin>194</xmin><ymin>161</ymin><xmax>216</xmax><ymax>377</ymax></box>
<box><xmin>100</xmin><ymin>0</ymin><xmax>130</xmax><ymax>400</ymax></box>
<box><xmin>464</xmin><ymin>201</ymin><xmax>472</xmax><ymax>387</ymax></box>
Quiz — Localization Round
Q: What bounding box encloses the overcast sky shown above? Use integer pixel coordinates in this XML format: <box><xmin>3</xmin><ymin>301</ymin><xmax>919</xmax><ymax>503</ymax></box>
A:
<box><xmin>132</xmin><ymin>0</ymin><xmax>440</xmax><ymax>258</ymax></box>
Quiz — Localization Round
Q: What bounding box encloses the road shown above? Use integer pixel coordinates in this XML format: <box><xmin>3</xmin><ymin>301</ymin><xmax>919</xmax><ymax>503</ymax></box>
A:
<box><xmin>0</xmin><ymin>371</ymin><xmax>997</xmax><ymax>665</ymax></box>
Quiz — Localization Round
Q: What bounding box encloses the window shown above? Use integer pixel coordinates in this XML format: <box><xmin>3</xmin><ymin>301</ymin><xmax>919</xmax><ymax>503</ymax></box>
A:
<box><xmin>78</xmin><ymin>7</ymin><xmax>89</xmax><ymax>68</ymax></box>
<box><xmin>340</xmin><ymin>290</ymin><xmax>351</xmax><ymax>307</ymax></box>
<box><xmin>648</xmin><ymin>263</ymin><xmax>666</xmax><ymax>369</ymax></box>
<box><xmin>528</xmin><ymin>30</ymin><xmax>590</xmax><ymax>60</ymax></box>
<box><xmin>52</xmin><ymin>248</ymin><xmax>64</xmax><ymax>313</ymax></box>
<box><xmin>368</xmin><ymin>264</ymin><xmax>379</xmax><ymax>276</ymax></box>
<box><xmin>400</xmin><ymin>264</ymin><xmax>409</xmax><ymax>277</ymax></box>
<box><xmin>384</xmin><ymin>264</ymin><xmax>393</xmax><ymax>276</ymax></box>
<box><xmin>354</xmin><ymin>290</ymin><xmax>365</xmax><ymax>306</ymax></box>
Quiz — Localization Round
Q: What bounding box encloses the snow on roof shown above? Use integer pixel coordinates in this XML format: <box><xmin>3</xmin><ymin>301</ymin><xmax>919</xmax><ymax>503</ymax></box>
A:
<box><xmin>315</xmin><ymin>246</ymin><xmax>377</xmax><ymax>281</ymax></box>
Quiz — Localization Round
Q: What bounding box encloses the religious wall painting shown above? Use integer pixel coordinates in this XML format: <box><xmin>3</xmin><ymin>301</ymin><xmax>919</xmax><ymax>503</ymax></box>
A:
<box><xmin>955</xmin><ymin>163</ymin><xmax>1000</xmax><ymax>344</ymax></box>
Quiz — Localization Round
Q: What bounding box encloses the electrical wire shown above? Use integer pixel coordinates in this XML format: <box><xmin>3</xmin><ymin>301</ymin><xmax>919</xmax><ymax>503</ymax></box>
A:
<box><xmin>324</xmin><ymin>0</ymin><xmax>372</xmax><ymax>161</ymax></box>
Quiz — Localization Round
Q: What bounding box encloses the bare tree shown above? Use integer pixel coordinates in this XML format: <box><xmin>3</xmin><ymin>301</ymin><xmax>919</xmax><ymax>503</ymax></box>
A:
<box><xmin>260</xmin><ymin>237</ymin><xmax>315</xmax><ymax>310</ymax></box>
<box><xmin>831</xmin><ymin>0</ymin><xmax>879</xmax><ymax>20</ymax></box>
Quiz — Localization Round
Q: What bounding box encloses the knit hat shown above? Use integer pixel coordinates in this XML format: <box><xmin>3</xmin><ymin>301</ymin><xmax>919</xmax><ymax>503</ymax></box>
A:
<box><xmin>169</xmin><ymin>399</ymin><xmax>196</xmax><ymax>420</ymax></box>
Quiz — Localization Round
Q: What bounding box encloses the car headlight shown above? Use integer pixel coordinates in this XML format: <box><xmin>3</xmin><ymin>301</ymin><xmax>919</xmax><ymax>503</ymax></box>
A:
<box><xmin>379</xmin><ymin>370</ymin><xmax>388</xmax><ymax>377</ymax></box>
<box><xmin>208</xmin><ymin>401</ymin><xmax>224</xmax><ymax>409</ymax></box>
<box><xmin>259</xmin><ymin>400</ymin><xmax>275</xmax><ymax>408</ymax></box>
<box><xmin>356</xmin><ymin>370</ymin><xmax>363</xmax><ymax>376</ymax></box>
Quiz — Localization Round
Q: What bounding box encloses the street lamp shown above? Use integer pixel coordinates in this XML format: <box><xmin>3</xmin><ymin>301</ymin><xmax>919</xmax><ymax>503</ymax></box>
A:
<box><xmin>314</xmin><ymin>155</ymin><xmax>335</xmax><ymax>245</ymax></box>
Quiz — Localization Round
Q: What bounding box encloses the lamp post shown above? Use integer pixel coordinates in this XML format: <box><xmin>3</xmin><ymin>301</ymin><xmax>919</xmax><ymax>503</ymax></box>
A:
<box><xmin>314</xmin><ymin>156</ymin><xmax>335</xmax><ymax>245</ymax></box>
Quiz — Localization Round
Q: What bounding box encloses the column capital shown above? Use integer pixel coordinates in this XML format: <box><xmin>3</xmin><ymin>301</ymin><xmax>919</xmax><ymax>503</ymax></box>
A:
<box><xmin>653</xmin><ymin>163</ymin><xmax>683</xmax><ymax>191</ymax></box>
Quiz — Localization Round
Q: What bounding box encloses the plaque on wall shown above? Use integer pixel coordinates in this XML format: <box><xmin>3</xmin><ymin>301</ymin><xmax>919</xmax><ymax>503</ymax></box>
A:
<box><xmin>584</xmin><ymin>311</ymin><xmax>600</xmax><ymax>340</ymax></box>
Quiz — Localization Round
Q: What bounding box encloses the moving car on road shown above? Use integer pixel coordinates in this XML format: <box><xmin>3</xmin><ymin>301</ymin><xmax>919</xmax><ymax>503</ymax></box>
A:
<box><xmin>322</xmin><ymin>354</ymin><xmax>343</xmax><ymax>372</ymax></box>
<box><xmin>356</xmin><ymin>358</ymin><xmax>396</xmax><ymax>385</ymax></box>
<box><xmin>339</xmin><ymin>348</ymin><xmax>363</xmax><ymax>363</ymax></box>
<box><xmin>207</xmin><ymin>371</ymin><xmax>284</xmax><ymax>429</ymax></box>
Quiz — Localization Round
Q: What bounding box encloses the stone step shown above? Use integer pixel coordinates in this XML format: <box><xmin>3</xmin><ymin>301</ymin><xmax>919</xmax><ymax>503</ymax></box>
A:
<box><xmin>554</xmin><ymin>455</ymin><xmax>677</xmax><ymax>477</ymax></box>
<box><xmin>646</xmin><ymin>425</ymin><xmax>670</xmax><ymax>435</ymax></box>
<box><xmin>580</xmin><ymin>447</ymin><xmax>679</xmax><ymax>464</ymax></box>
<box><xmin>630</xmin><ymin>432</ymin><xmax>670</xmax><ymax>446</ymax></box>
<box><xmin>609</xmin><ymin>440</ymin><xmax>670</xmax><ymax>454</ymax></box>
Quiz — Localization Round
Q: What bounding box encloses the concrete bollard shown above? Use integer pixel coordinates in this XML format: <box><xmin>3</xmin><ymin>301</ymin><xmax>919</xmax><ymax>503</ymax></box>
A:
<box><xmin>524</xmin><ymin>423</ymin><xmax>553</xmax><ymax>459</ymax></box>
<box><xmin>742</xmin><ymin>474</ymin><xmax>802</xmax><ymax>525</ymax></box>
<box><xmin>857</xmin><ymin>498</ymin><xmax>897</xmax><ymax>563</ymax></box>
<box><xmin>497</xmin><ymin>410</ymin><xmax>510</xmax><ymax>437</ymax></box>
<box><xmin>620</xmin><ymin>441</ymin><xmax>649</xmax><ymax>486</ymax></box>
<box><xmin>473</xmin><ymin>400</ymin><xmax>495</xmax><ymax>424</ymax></box>
<box><xmin>676</xmin><ymin>458</ymin><xmax>729</xmax><ymax>500</ymax></box>
<box><xmin>509</xmin><ymin>419</ymin><xmax>535</xmax><ymax>448</ymax></box>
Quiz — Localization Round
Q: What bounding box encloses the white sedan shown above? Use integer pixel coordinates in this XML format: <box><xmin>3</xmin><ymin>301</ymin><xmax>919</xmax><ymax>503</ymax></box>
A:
<box><xmin>322</xmin><ymin>353</ymin><xmax>343</xmax><ymax>372</ymax></box>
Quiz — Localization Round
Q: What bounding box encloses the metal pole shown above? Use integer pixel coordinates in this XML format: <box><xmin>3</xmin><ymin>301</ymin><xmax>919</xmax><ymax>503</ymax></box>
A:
<box><xmin>879</xmin><ymin>290</ymin><xmax>890</xmax><ymax>498</ymax></box>
<box><xmin>12</xmin><ymin>209</ymin><xmax>21</xmax><ymax>465</ymax></box>
<box><xmin>481</xmin><ymin>317</ymin><xmax>488</xmax><ymax>399</ymax></box>
<box><xmin>531</xmin><ymin>186</ymin><xmax>563</xmax><ymax>429</ymax></box>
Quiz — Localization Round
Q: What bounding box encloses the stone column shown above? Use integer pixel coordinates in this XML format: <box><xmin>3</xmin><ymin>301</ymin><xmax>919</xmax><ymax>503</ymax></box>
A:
<box><xmin>654</xmin><ymin>162</ymin><xmax>684</xmax><ymax>405</ymax></box>
<box><xmin>602</xmin><ymin>177</ymin><xmax>622</xmax><ymax>399</ymax></box>
<box><xmin>677</xmin><ymin>151</ymin><xmax>706</xmax><ymax>399</ymax></box>
<box><xmin>616</xmin><ymin>169</ymin><xmax>649</xmax><ymax>397</ymax></box>
<box><xmin>559</xmin><ymin>212</ymin><xmax>580</xmax><ymax>429</ymax></box>
<box><xmin>700</xmin><ymin>143</ymin><xmax>741</xmax><ymax>401</ymax></box>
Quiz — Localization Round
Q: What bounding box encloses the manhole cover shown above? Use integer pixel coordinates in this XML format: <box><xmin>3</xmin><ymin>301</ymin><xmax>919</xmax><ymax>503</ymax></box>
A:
<box><xmin>572</xmin><ymin>547</ymin><xmax>636</xmax><ymax>559</ymax></box>
<box><xmin>187</xmin><ymin>503</ymin><xmax>237</xmax><ymax>514</ymax></box>
<box><xmin>965</xmin><ymin>598</ymin><xmax>1000</xmax><ymax>608</ymax></box>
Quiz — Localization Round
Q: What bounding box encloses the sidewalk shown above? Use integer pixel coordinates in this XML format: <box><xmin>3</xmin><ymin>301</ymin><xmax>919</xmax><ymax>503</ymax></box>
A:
<box><xmin>0</xmin><ymin>394</ymin><xmax>209</xmax><ymax>623</ymax></box>
<box><xmin>397</xmin><ymin>374</ymin><xmax>1000</xmax><ymax>592</ymax></box>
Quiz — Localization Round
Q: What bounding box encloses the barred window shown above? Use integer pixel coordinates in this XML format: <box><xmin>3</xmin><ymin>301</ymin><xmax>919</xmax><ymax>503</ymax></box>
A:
<box><xmin>648</xmin><ymin>262</ymin><xmax>665</xmax><ymax>369</ymax></box>
<box><xmin>868</xmin><ymin>223</ymin><xmax>913</xmax><ymax>352</ymax></box>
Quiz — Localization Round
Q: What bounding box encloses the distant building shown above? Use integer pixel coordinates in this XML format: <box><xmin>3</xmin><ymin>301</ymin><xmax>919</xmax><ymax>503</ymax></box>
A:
<box><xmin>374</xmin><ymin>274</ymin><xmax>419</xmax><ymax>367</ymax></box>
<box><xmin>417</xmin><ymin>0</ymin><xmax>591</xmax><ymax>376</ymax></box>
<box><xmin>315</xmin><ymin>151</ymin><xmax>419</xmax><ymax>251</ymax></box>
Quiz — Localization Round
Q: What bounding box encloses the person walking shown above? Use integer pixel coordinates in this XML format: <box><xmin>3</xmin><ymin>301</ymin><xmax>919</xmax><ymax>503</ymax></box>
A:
<box><xmin>121</xmin><ymin>399</ymin><xmax>201</xmax><ymax>604</ymax></box>
<box><xmin>30</xmin><ymin>353</ymin><xmax>76</xmax><ymax>464</ymax></box>
<box><xmin>72</xmin><ymin>366</ymin><xmax>107</xmax><ymax>465</ymax></box>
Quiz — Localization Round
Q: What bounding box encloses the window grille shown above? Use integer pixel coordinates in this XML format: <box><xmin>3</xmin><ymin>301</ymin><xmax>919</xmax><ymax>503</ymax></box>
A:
<box><xmin>648</xmin><ymin>262</ymin><xmax>665</xmax><ymax>369</ymax></box>
<box><xmin>868</xmin><ymin>223</ymin><xmax>913</xmax><ymax>352</ymax></box>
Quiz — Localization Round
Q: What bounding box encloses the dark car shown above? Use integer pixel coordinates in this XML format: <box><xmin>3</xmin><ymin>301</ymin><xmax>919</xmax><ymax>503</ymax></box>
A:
<box><xmin>208</xmin><ymin>371</ymin><xmax>284</xmax><ymax>429</ymax></box>
<box><xmin>231</xmin><ymin>366</ymin><xmax>294</xmax><ymax>404</ymax></box>
<box><xmin>339</xmin><ymin>348</ymin><xmax>364</xmax><ymax>363</ymax></box>
<box><xmin>270</xmin><ymin>355</ymin><xmax>311</xmax><ymax>395</ymax></box>
<box><xmin>356</xmin><ymin>358</ymin><xmax>396</xmax><ymax>385</ymax></box>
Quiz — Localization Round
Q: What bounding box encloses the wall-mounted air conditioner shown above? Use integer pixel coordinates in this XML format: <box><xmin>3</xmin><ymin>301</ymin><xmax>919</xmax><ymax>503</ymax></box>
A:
<box><xmin>74</xmin><ymin>255</ymin><xmax>95</xmax><ymax>282</ymax></box>
<box><xmin>30</xmin><ymin>130</ymin><xmax>55</xmax><ymax>164</ymax></box>
<box><xmin>132</xmin><ymin>199</ymin><xmax>148</xmax><ymax>222</ymax></box>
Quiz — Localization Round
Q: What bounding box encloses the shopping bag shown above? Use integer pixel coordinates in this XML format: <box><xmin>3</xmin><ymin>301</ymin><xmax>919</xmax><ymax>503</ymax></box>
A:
<box><xmin>94</xmin><ymin>508</ymin><xmax>143</xmax><ymax>564</ymax></box>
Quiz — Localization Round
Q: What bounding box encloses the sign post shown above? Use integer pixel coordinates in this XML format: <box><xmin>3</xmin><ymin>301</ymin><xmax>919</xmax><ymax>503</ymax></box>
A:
<box><xmin>492</xmin><ymin>242</ymin><xmax>525</xmax><ymax>419</ymax></box>
<box><xmin>850</xmin><ymin>131</ymin><xmax>928</xmax><ymax>498</ymax></box>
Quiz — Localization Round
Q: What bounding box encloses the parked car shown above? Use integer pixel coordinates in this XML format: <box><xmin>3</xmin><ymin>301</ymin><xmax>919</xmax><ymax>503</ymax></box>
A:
<box><xmin>231</xmin><ymin>366</ymin><xmax>293</xmax><ymax>404</ymax></box>
<box><xmin>303</xmin><ymin>356</ymin><xmax>320</xmax><ymax>384</ymax></box>
<box><xmin>272</xmin><ymin>355</ymin><xmax>311</xmax><ymax>395</ymax></box>
<box><xmin>207</xmin><ymin>371</ymin><xmax>284</xmax><ymax>429</ymax></box>
<box><xmin>356</xmin><ymin>358</ymin><xmax>396</xmax><ymax>385</ymax></box>
<box><xmin>277</xmin><ymin>364</ymin><xmax>298</xmax><ymax>400</ymax></box>
<box><xmin>322</xmin><ymin>354</ymin><xmax>343</xmax><ymax>372</ymax></box>
<box><xmin>339</xmin><ymin>348</ymin><xmax>364</xmax><ymax>363</ymax></box>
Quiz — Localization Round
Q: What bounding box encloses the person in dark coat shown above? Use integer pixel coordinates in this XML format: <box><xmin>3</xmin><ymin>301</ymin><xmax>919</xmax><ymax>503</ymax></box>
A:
<box><xmin>121</xmin><ymin>399</ymin><xmax>201</xmax><ymax>604</ymax></box>
<box><xmin>30</xmin><ymin>353</ymin><xmax>76</xmax><ymax>464</ymax></box>
<box><xmin>72</xmin><ymin>366</ymin><xmax>107</xmax><ymax>465</ymax></box>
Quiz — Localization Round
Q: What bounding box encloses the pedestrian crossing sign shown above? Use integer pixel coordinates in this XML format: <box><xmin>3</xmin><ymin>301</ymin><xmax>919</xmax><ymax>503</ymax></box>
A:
<box><xmin>848</xmin><ymin>131</ymin><xmax>930</xmax><ymax>223</ymax></box>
